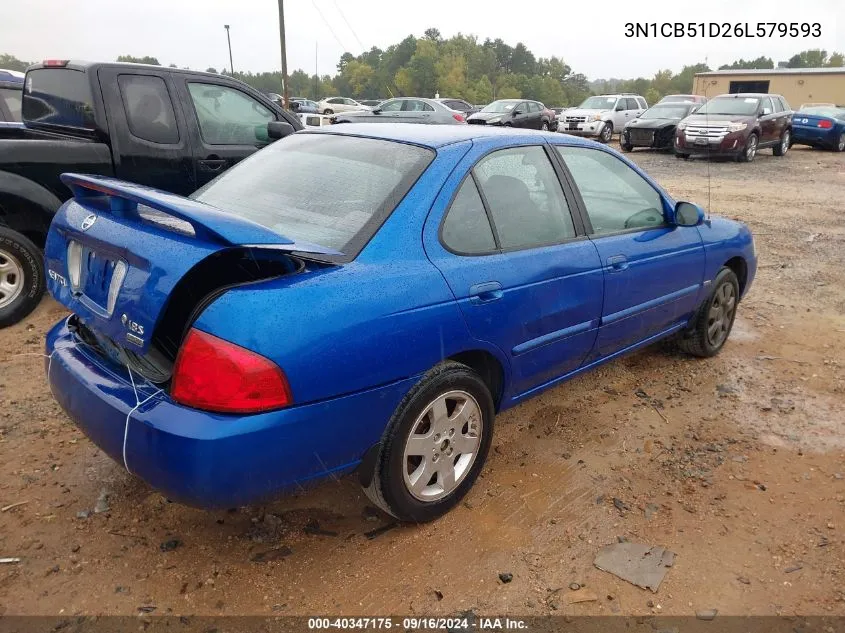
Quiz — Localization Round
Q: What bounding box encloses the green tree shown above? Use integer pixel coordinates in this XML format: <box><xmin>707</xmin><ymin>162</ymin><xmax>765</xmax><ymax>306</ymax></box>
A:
<box><xmin>0</xmin><ymin>53</ymin><xmax>32</xmax><ymax>72</ymax></box>
<box><xmin>828</xmin><ymin>52</ymin><xmax>845</xmax><ymax>67</ymax></box>
<box><xmin>117</xmin><ymin>55</ymin><xmax>161</xmax><ymax>65</ymax></box>
<box><xmin>719</xmin><ymin>56</ymin><xmax>773</xmax><ymax>70</ymax></box>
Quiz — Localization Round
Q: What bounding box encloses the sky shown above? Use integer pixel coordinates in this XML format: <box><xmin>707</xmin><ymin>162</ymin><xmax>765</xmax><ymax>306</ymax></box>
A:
<box><xmin>1</xmin><ymin>0</ymin><xmax>843</xmax><ymax>80</ymax></box>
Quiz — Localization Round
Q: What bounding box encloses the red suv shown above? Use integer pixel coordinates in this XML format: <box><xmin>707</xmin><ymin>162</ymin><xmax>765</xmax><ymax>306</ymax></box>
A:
<box><xmin>674</xmin><ymin>93</ymin><xmax>793</xmax><ymax>162</ymax></box>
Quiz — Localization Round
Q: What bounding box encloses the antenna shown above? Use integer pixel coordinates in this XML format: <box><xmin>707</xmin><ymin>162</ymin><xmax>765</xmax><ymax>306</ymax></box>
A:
<box><xmin>704</xmin><ymin>55</ymin><xmax>711</xmax><ymax>221</ymax></box>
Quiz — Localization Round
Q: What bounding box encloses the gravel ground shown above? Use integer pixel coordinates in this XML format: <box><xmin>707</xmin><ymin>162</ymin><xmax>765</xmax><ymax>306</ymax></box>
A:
<box><xmin>0</xmin><ymin>144</ymin><xmax>843</xmax><ymax>618</ymax></box>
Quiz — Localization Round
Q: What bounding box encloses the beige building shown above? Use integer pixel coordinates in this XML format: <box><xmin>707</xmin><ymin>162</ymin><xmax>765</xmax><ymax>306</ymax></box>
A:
<box><xmin>693</xmin><ymin>67</ymin><xmax>845</xmax><ymax>107</ymax></box>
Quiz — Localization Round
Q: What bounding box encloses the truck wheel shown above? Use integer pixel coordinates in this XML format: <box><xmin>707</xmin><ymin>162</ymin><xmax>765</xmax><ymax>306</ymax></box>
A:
<box><xmin>362</xmin><ymin>361</ymin><xmax>495</xmax><ymax>523</ymax></box>
<box><xmin>600</xmin><ymin>122</ymin><xmax>613</xmax><ymax>143</ymax></box>
<box><xmin>773</xmin><ymin>129</ymin><xmax>790</xmax><ymax>156</ymax></box>
<box><xmin>739</xmin><ymin>133</ymin><xmax>758</xmax><ymax>162</ymax></box>
<box><xmin>0</xmin><ymin>227</ymin><xmax>45</xmax><ymax>328</ymax></box>
<box><xmin>678</xmin><ymin>267</ymin><xmax>739</xmax><ymax>358</ymax></box>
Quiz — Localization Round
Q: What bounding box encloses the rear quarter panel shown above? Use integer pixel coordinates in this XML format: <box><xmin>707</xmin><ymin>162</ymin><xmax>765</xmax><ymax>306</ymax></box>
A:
<box><xmin>192</xmin><ymin>139</ymin><xmax>500</xmax><ymax>405</ymax></box>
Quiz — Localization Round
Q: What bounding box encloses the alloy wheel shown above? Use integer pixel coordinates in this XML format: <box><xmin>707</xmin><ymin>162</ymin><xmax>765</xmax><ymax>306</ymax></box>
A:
<box><xmin>781</xmin><ymin>131</ymin><xmax>790</xmax><ymax>155</ymax></box>
<box><xmin>0</xmin><ymin>248</ymin><xmax>24</xmax><ymax>310</ymax></box>
<box><xmin>706</xmin><ymin>282</ymin><xmax>736</xmax><ymax>348</ymax></box>
<box><xmin>601</xmin><ymin>124</ymin><xmax>612</xmax><ymax>142</ymax></box>
<box><xmin>838</xmin><ymin>133</ymin><xmax>845</xmax><ymax>152</ymax></box>
<box><xmin>746</xmin><ymin>136</ymin><xmax>757</xmax><ymax>161</ymax></box>
<box><xmin>402</xmin><ymin>390</ymin><xmax>483</xmax><ymax>502</ymax></box>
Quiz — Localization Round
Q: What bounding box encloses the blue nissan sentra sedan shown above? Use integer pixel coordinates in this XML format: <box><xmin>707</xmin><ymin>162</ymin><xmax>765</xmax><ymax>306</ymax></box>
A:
<box><xmin>44</xmin><ymin>124</ymin><xmax>756</xmax><ymax>522</ymax></box>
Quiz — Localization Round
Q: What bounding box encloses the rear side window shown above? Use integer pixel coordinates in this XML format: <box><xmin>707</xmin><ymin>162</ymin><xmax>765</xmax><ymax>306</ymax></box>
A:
<box><xmin>626</xmin><ymin>98</ymin><xmax>639</xmax><ymax>110</ymax></box>
<box><xmin>188</xmin><ymin>83</ymin><xmax>275</xmax><ymax>145</ymax></box>
<box><xmin>192</xmin><ymin>134</ymin><xmax>433</xmax><ymax>257</ymax></box>
<box><xmin>441</xmin><ymin>178</ymin><xmax>496</xmax><ymax>255</ymax></box>
<box><xmin>0</xmin><ymin>87</ymin><xmax>22</xmax><ymax>121</ymax></box>
<box><xmin>402</xmin><ymin>100</ymin><xmax>434</xmax><ymax>112</ymax></box>
<box><xmin>23</xmin><ymin>68</ymin><xmax>95</xmax><ymax>129</ymax></box>
<box><xmin>118</xmin><ymin>75</ymin><xmax>179</xmax><ymax>144</ymax></box>
<box><xmin>474</xmin><ymin>146</ymin><xmax>576</xmax><ymax>250</ymax></box>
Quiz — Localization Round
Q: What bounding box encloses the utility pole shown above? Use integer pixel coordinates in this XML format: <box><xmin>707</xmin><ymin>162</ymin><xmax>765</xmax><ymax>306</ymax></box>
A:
<box><xmin>315</xmin><ymin>41</ymin><xmax>318</xmax><ymax>101</ymax></box>
<box><xmin>224</xmin><ymin>25</ymin><xmax>234</xmax><ymax>74</ymax></box>
<box><xmin>277</xmin><ymin>0</ymin><xmax>289</xmax><ymax>108</ymax></box>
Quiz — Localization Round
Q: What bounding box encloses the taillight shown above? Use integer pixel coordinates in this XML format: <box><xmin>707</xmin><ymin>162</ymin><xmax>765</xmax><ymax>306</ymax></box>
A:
<box><xmin>43</xmin><ymin>59</ymin><xmax>69</xmax><ymax>67</ymax></box>
<box><xmin>818</xmin><ymin>120</ymin><xmax>833</xmax><ymax>129</ymax></box>
<box><xmin>453</xmin><ymin>113</ymin><xmax>466</xmax><ymax>123</ymax></box>
<box><xmin>171</xmin><ymin>329</ymin><xmax>292</xmax><ymax>414</ymax></box>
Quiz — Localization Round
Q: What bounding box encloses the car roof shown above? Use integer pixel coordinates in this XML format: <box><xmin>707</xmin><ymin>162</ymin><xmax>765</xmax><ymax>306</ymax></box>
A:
<box><xmin>303</xmin><ymin>122</ymin><xmax>601</xmax><ymax>149</ymax></box>
<box><xmin>713</xmin><ymin>93</ymin><xmax>775</xmax><ymax>99</ymax></box>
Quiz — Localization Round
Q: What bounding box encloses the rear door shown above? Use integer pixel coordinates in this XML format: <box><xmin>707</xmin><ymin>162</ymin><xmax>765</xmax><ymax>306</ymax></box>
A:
<box><xmin>97</xmin><ymin>67</ymin><xmax>197</xmax><ymax>195</ymax></box>
<box><xmin>554</xmin><ymin>144</ymin><xmax>705</xmax><ymax>358</ymax></box>
<box><xmin>758</xmin><ymin>97</ymin><xmax>778</xmax><ymax>144</ymax></box>
<box><xmin>172</xmin><ymin>76</ymin><xmax>289</xmax><ymax>188</ymax></box>
<box><xmin>399</xmin><ymin>99</ymin><xmax>434</xmax><ymax>123</ymax></box>
<box><xmin>424</xmin><ymin>140</ymin><xmax>604</xmax><ymax>398</ymax></box>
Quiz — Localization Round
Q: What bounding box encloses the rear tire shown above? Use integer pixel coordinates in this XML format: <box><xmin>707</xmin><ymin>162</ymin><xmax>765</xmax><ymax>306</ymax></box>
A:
<box><xmin>0</xmin><ymin>227</ymin><xmax>45</xmax><ymax>329</ymax></box>
<box><xmin>362</xmin><ymin>361</ymin><xmax>495</xmax><ymax>523</ymax></box>
<box><xmin>836</xmin><ymin>132</ymin><xmax>845</xmax><ymax>152</ymax></box>
<box><xmin>773</xmin><ymin>129</ymin><xmax>790</xmax><ymax>156</ymax></box>
<box><xmin>541</xmin><ymin>121</ymin><xmax>549</xmax><ymax>131</ymax></box>
<box><xmin>675</xmin><ymin>152</ymin><xmax>689</xmax><ymax>159</ymax></box>
<box><xmin>323</xmin><ymin>108</ymin><xmax>334</xmax><ymax>115</ymax></box>
<box><xmin>678</xmin><ymin>267</ymin><xmax>739</xmax><ymax>358</ymax></box>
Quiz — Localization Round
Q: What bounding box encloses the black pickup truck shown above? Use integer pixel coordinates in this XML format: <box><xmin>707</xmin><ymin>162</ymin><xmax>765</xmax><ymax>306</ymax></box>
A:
<box><xmin>0</xmin><ymin>60</ymin><xmax>301</xmax><ymax>327</ymax></box>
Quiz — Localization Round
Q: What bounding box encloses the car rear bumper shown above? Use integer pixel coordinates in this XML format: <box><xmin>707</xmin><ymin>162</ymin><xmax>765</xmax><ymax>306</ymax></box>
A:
<box><xmin>46</xmin><ymin>319</ymin><xmax>418</xmax><ymax>508</ymax></box>
<box><xmin>792</xmin><ymin>126</ymin><xmax>837</xmax><ymax>147</ymax></box>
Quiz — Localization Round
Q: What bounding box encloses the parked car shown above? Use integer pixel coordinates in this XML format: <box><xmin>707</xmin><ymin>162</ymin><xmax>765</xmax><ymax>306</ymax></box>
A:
<box><xmin>43</xmin><ymin>123</ymin><xmax>756</xmax><ymax>522</ymax></box>
<box><xmin>434</xmin><ymin>98</ymin><xmax>479</xmax><ymax>119</ymax></box>
<box><xmin>621</xmin><ymin>102</ymin><xmax>702</xmax><ymax>152</ymax></box>
<box><xmin>0</xmin><ymin>78</ymin><xmax>22</xmax><ymax>122</ymax></box>
<box><xmin>0</xmin><ymin>69</ymin><xmax>24</xmax><ymax>83</ymax></box>
<box><xmin>0</xmin><ymin>59</ymin><xmax>301</xmax><ymax>328</ymax></box>
<box><xmin>317</xmin><ymin>96</ymin><xmax>371</xmax><ymax>115</ymax></box>
<box><xmin>332</xmin><ymin>97</ymin><xmax>466</xmax><ymax>124</ymax></box>
<box><xmin>290</xmin><ymin>98</ymin><xmax>320</xmax><ymax>114</ymax></box>
<box><xmin>560</xmin><ymin>94</ymin><xmax>648</xmax><ymax>143</ymax></box>
<box><xmin>791</xmin><ymin>104</ymin><xmax>845</xmax><ymax>151</ymax></box>
<box><xmin>658</xmin><ymin>94</ymin><xmax>707</xmax><ymax>105</ymax></box>
<box><xmin>360</xmin><ymin>99</ymin><xmax>384</xmax><ymax>108</ymax></box>
<box><xmin>467</xmin><ymin>99</ymin><xmax>555</xmax><ymax>130</ymax></box>
<box><xmin>674</xmin><ymin>93</ymin><xmax>793</xmax><ymax>162</ymax></box>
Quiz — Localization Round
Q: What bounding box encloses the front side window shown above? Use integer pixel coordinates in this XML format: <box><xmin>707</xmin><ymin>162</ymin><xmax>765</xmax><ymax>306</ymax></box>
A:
<box><xmin>760</xmin><ymin>97</ymin><xmax>774</xmax><ymax>115</ymax></box>
<box><xmin>192</xmin><ymin>134</ymin><xmax>433</xmax><ymax>255</ymax></box>
<box><xmin>474</xmin><ymin>146</ymin><xmax>576</xmax><ymax>250</ymax></box>
<box><xmin>579</xmin><ymin>96</ymin><xmax>618</xmax><ymax>110</ymax></box>
<box><xmin>118</xmin><ymin>75</ymin><xmax>179</xmax><ymax>144</ymax></box>
<box><xmin>379</xmin><ymin>99</ymin><xmax>404</xmax><ymax>112</ymax></box>
<box><xmin>556</xmin><ymin>146</ymin><xmax>664</xmax><ymax>235</ymax></box>
<box><xmin>441</xmin><ymin>178</ymin><xmax>496</xmax><ymax>254</ymax></box>
<box><xmin>188</xmin><ymin>83</ymin><xmax>274</xmax><ymax>145</ymax></box>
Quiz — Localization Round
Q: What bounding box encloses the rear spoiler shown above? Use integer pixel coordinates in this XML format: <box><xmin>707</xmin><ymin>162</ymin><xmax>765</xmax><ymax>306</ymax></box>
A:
<box><xmin>59</xmin><ymin>173</ymin><xmax>342</xmax><ymax>255</ymax></box>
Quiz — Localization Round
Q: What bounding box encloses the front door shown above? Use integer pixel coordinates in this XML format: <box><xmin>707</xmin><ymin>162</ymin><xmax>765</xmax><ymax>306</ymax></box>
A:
<box><xmin>97</xmin><ymin>67</ymin><xmax>197</xmax><ymax>195</ymax></box>
<box><xmin>173</xmin><ymin>78</ymin><xmax>278</xmax><ymax>188</ymax></box>
<box><xmin>554</xmin><ymin>144</ymin><xmax>705</xmax><ymax>357</ymax></box>
<box><xmin>424</xmin><ymin>142</ymin><xmax>604</xmax><ymax>398</ymax></box>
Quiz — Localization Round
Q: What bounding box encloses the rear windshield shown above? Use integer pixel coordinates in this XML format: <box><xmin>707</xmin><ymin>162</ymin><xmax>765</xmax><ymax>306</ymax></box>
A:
<box><xmin>0</xmin><ymin>87</ymin><xmax>22</xmax><ymax>121</ymax></box>
<box><xmin>192</xmin><ymin>133</ymin><xmax>434</xmax><ymax>257</ymax></box>
<box><xmin>695</xmin><ymin>97</ymin><xmax>759</xmax><ymax>116</ymax></box>
<box><xmin>798</xmin><ymin>106</ymin><xmax>845</xmax><ymax>119</ymax></box>
<box><xmin>23</xmin><ymin>68</ymin><xmax>96</xmax><ymax>129</ymax></box>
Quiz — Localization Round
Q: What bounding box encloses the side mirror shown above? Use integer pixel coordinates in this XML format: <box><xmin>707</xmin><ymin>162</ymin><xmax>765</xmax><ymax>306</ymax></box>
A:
<box><xmin>267</xmin><ymin>121</ymin><xmax>295</xmax><ymax>140</ymax></box>
<box><xmin>674</xmin><ymin>201</ymin><xmax>705</xmax><ymax>227</ymax></box>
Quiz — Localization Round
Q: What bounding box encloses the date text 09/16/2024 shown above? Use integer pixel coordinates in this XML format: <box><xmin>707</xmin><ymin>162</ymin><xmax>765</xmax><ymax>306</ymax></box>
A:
<box><xmin>624</xmin><ymin>22</ymin><xmax>821</xmax><ymax>38</ymax></box>
<box><xmin>307</xmin><ymin>617</ymin><xmax>528</xmax><ymax>630</ymax></box>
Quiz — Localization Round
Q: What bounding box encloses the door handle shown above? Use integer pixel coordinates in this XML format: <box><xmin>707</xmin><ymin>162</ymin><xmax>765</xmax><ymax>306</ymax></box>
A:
<box><xmin>606</xmin><ymin>255</ymin><xmax>629</xmax><ymax>272</ymax></box>
<box><xmin>469</xmin><ymin>281</ymin><xmax>503</xmax><ymax>304</ymax></box>
<box><xmin>198</xmin><ymin>158</ymin><xmax>227</xmax><ymax>172</ymax></box>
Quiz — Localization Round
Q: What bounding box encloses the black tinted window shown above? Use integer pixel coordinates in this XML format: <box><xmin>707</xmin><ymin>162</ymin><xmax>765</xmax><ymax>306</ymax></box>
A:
<box><xmin>22</xmin><ymin>68</ymin><xmax>95</xmax><ymax>129</ymax></box>
<box><xmin>626</xmin><ymin>98</ymin><xmax>639</xmax><ymax>110</ymax></box>
<box><xmin>475</xmin><ymin>146</ymin><xmax>576</xmax><ymax>250</ymax></box>
<box><xmin>193</xmin><ymin>134</ymin><xmax>433</xmax><ymax>256</ymax></box>
<box><xmin>118</xmin><ymin>75</ymin><xmax>179</xmax><ymax>144</ymax></box>
<box><xmin>0</xmin><ymin>87</ymin><xmax>22</xmax><ymax>121</ymax></box>
<box><xmin>442</xmin><ymin>178</ymin><xmax>496</xmax><ymax>254</ymax></box>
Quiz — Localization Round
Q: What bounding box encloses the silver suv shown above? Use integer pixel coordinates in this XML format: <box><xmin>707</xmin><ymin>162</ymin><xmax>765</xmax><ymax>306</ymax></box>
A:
<box><xmin>560</xmin><ymin>94</ymin><xmax>648</xmax><ymax>142</ymax></box>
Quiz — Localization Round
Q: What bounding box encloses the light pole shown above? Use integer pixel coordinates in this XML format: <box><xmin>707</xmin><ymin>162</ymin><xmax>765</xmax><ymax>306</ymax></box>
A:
<box><xmin>277</xmin><ymin>0</ymin><xmax>289</xmax><ymax>108</ymax></box>
<box><xmin>224</xmin><ymin>24</ymin><xmax>234</xmax><ymax>74</ymax></box>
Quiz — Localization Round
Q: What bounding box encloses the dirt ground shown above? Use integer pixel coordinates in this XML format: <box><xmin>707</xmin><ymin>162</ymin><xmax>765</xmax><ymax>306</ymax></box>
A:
<box><xmin>0</xmin><ymin>144</ymin><xmax>843</xmax><ymax>619</ymax></box>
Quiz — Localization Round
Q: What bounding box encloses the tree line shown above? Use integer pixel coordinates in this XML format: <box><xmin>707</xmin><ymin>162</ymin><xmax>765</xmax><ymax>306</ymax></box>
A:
<box><xmin>2</xmin><ymin>42</ymin><xmax>843</xmax><ymax>107</ymax></box>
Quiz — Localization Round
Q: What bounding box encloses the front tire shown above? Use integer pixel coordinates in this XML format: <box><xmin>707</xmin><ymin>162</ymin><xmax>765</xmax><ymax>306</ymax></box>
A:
<box><xmin>600</xmin><ymin>121</ymin><xmax>613</xmax><ymax>143</ymax></box>
<box><xmin>621</xmin><ymin>136</ymin><xmax>634</xmax><ymax>152</ymax></box>
<box><xmin>0</xmin><ymin>227</ymin><xmax>45</xmax><ymax>328</ymax></box>
<box><xmin>363</xmin><ymin>361</ymin><xmax>495</xmax><ymax>523</ymax></box>
<box><xmin>773</xmin><ymin>129</ymin><xmax>790</xmax><ymax>156</ymax></box>
<box><xmin>675</xmin><ymin>152</ymin><xmax>689</xmax><ymax>159</ymax></box>
<box><xmin>541</xmin><ymin>121</ymin><xmax>549</xmax><ymax>131</ymax></box>
<box><xmin>323</xmin><ymin>108</ymin><xmax>334</xmax><ymax>115</ymax></box>
<box><xmin>678</xmin><ymin>267</ymin><xmax>739</xmax><ymax>358</ymax></box>
<box><xmin>739</xmin><ymin>133</ymin><xmax>758</xmax><ymax>162</ymax></box>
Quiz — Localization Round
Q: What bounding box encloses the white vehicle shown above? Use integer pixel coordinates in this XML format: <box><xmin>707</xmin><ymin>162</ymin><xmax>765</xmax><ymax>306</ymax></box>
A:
<box><xmin>317</xmin><ymin>97</ymin><xmax>371</xmax><ymax>115</ymax></box>
<box><xmin>559</xmin><ymin>94</ymin><xmax>648</xmax><ymax>143</ymax></box>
